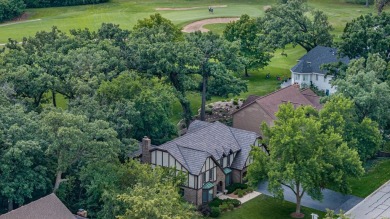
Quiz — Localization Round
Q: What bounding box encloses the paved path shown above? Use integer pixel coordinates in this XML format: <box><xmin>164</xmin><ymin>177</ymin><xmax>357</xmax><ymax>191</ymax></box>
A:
<box><xmin>0</xmin><ymin>19</ymin><xmax>41</xmax><ymax>27</ymax></box>
<box><xmin>219</xmin><ymin>191</ymin><xmax>261</xmax><ymax>204</ymax></box>
<box><xmin>257</xmin><ymin>181</ymin><xmax>363</xmax><ymax>212</ymax></box>
<box><xmin>347</xmin><ymin>180</ymin><xmax>390</xmax><ymax>219</ymax></box>
<box><xmin>182</xmin><ymin>18</ymin><xmax>239</xmax><ymax>33</ymax></box>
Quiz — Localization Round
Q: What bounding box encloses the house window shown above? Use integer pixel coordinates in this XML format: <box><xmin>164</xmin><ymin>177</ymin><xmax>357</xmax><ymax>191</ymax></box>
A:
<box><xmin>203</xmin><ymin>172</ymin><xmax>206</xmax><ymax>182</ymax></box>
<box><xmin>209</xmin><ymin>169</ymin><xmax>213</xmax><ymax>180</ymax></box>
<box><xmin>303</xmin><ymin>75</ymin><xmax>307</xmax><ymax>81</ymax></box>
<box><xmin>227</xmin><ymin>155</ymin><xmax>230</xmax><ymax>166</ymax></box>
<box><xmin>316</xmin><ymin>75</ymin><xmax>318</xmax><ymax>81</ymax></box>
<box><xmin>179</xmin><ymin>188</ymin><xmax>185</xmax><ymax>197</ymax></box>
<box><xmin>324</xmin><ymin>77</ymin><xmax>326</xmax><ymax>82</ymax></box>
<box><xmin>294</xmin><ymin>74</ymin><xmax>300</xmax><ymax>81</ymax></box>
<box><xmin>225</xmin><ymin>173</ymin><xmax>231</xmax><ymax>186</ymax></box>
<box><xmin>202</xmin><ymin>189</ymin><xmax>214</xmax><ymax>203</ymax></box>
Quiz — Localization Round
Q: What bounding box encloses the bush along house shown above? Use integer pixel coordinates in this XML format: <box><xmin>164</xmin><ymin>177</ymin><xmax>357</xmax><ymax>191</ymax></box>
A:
<box><xmin>139</xmin><ymin>120</ymin><xmax>264</xmax><ymax>206</ymax></box>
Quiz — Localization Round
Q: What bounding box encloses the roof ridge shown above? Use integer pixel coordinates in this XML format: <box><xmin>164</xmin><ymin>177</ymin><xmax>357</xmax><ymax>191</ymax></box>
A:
<box><xmin>176</xmin><ymin>144</ymin><xmax>193</xmax><ymax>173</ymax></box>
<box><xmin>232</xmin><ymin>85</ymin><xmax>295</xmax><ymax>115</ymax></box>
<box><xmin>186</xmin><ymin>120</ymin><xmax>213</xmax><ymax>134</ymax></box>
<box><xmin>158</xmin><ymin>121</ymin><xmax>211</xmax><ymax>147</ymax></box>
<box><xmin>228</xmin><ymin>126</ymin><xmax>244</xmax><ymax>150</ymax></box>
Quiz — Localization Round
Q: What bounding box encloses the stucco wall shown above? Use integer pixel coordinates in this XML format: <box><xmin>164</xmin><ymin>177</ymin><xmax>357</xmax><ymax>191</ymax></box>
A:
<box><xmin>291</xmin><ymin>71</ymin><xmax>337</xmax><ymax>94</ymax></box>
<box><xmin>232</xmin><ymin>103</ymin><xmax>273</xmax><ymax>134</ymax></box>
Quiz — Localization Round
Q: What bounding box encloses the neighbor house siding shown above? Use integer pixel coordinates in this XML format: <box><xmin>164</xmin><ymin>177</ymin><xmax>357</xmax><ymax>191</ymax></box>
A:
<box><xmin>233</xmin><ymin>103</ymin><xmax>273</xmax><ymax>134</ymax></box>
<box><xmin>291</xmin><ymin>71</ymin><xmax>336</xmax><ymax>94</ymax></box>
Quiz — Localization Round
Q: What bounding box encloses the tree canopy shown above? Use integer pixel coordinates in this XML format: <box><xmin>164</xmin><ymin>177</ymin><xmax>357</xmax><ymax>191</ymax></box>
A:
<box><xmin>260</xmin><ymin>0</ymin><xmax>333</xmax><ymax>52</ymax></box>
<box><xmin>338</xmin><ymin>12</ymin><xmax>390</xmax><ymax>61</ymax></box>
<box><xmin>224</xmin><ymin>14</ymin><xmax>273</xmax><ymax>77</ymax></box>
<box><xmin>248</xmin><ymin>103</ymin><xmax>364</xmax><ymax>216</ymax></box>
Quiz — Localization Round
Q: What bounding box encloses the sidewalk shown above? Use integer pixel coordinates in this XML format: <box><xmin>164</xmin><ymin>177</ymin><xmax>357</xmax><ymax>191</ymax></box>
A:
<box><xmin>219</xmin><ymin>191</ymin><xmax>261</xmax><ymax>204</ymax></box>
<box><xmin>257</xmin><ymin>181</ymin><xmax>363</xmax><ymax>212</ymax></box>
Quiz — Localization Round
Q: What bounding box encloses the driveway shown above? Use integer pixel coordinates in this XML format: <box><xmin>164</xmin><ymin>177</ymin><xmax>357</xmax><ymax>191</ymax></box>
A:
<box><xmin>257</xmin><ymin>181</ymin><xmax>363</xmax><ymax>212</ymax></box>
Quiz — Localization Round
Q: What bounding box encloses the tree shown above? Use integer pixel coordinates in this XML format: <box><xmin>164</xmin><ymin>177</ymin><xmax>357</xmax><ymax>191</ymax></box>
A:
<box><xmin>186</xmin><ymin>31</ymin><xmax>247</xmax><ymax>121</ymax></box>
<box><xmin>0</xmin><ymin>104</ymin><xmax>51</xmax><ymax>211</ymax></box>
<box><xmin>224</xmin><ymin>14</ymin><xmax>273</xmax><ymax>77</ymax></box>
<box><xmin>338</xmin><ymin>13</ymin><xmax>390</xmax><ymax>61</ymax></box>
<box><xmin>114</xmin><ymin>161</ymin><xmax>197</xmax><ymax>219</ymax></box>
<box><xmin>0</xmin><ymin>0</ymin><xmax>25</xmax><ymax>22</ymax></box>
<box><xmin>261</xmin><ymin>0</ymin><xmax>333</xmax><ymax>52</ymax></box>
<box><xmin>97</xmin><ymin>72</ymin><xmax>177</xmax><ymax>144</ymax></box>
<box><xmin>320</xmin><ymin>95</ymin><xmax>382</xmax><ymax>161</ymax></box>
<box><xmin>248</xmin><ymin>103</ymin><xmax>364</xmax><ymax>217</ymax></box>
<box><xmin>131</xmin><ymin>14</ymin><xmax>199</xmax><ymax>125</ymax></box>
<box><xmin>332</xmin><ymin>54</ymin><xmax>390</xmax><ymax>138</ymax></box>
<box><xmin>40</xmin><ymin>109</ymin><xmax>120</xmax><ymax>192</ymax></box>
<box><xmin>376</xmin><ymin>0</ymin><xmax>390</xmax><ymax>14</ymax></box>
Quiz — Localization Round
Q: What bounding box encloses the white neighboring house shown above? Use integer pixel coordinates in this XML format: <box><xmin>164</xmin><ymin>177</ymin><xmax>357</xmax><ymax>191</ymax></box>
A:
<box><xmin>290</xmin><ymin>46</ymin><xmax>350</xmax><ymax>95</ymax></box>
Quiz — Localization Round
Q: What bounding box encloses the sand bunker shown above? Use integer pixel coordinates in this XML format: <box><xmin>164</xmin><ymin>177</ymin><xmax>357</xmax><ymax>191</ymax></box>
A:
<box><xmin>182</xmin><ymin>17</ymin><xmax>239</xmax><ymax>33</ymax></box>
<box><xmin>156</xmin><ymin>5</ymin><xmax>227</xmax><ymax>11</ymax></box>
<box><xmin>263</xmin><ymin>5</ymin><xmax>272</xmax><ymax>11</ymax></box>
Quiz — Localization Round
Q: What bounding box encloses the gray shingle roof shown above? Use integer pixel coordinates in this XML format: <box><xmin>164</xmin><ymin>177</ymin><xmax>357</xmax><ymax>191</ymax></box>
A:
<box><xmin>155</xmin><ymin>121</ymin><xmax>259</xmax><ymax>175</ymax></box>
<box><xmin>291</xmin><ymin>46</ymin><xmax>350</xmax><ymax>74</ymax></box>
<box><xmin>0</xmin><ymin>194</ymin><xmax>76</xmax><ymax>219</ymax></box>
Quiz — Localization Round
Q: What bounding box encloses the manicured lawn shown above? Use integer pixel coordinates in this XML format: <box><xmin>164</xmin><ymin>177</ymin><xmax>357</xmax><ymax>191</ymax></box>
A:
<box><xmin>218</xmin><ymin>195</ymin><xmax>325</xmax><ymax>219</ymax></box>
<box><xmin>348</xmin><ymin>158</ymin><xmax>390</xmax><ymax>198</ymax></box>
<box><xmin>0</xmin><ymin>0</ymin><xmax>383</xmax><ymax>43</ymax></box>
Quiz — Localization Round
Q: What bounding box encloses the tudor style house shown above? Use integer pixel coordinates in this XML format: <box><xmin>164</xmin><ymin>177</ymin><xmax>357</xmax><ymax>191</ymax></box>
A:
<box><xmin>232</xmin><ymin>84</ymin><xmax>321</xmax><ymax>134</ymax></box>
<box><xmin>140</xmin><ymin>120</ymin><xmax>262</xmax><ymax>206</ymax></box>
<box><xmin>291</xmin><ymin>45</ymin><xmax>350</xmax><ymax>95</ymax></box>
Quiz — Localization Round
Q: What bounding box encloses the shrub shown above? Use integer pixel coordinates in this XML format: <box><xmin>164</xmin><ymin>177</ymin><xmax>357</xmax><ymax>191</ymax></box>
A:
<box><xmin>205</xmin><ymin>108</ymin><xmax>213</xmax><ymax>115</ymax></box>
<box><xmin>226</xmin><ymin>183</ymin><xmax>248</xmax><ymax>194</ymax></box>
<box><xmin>208</xmin><ymin>198</ymin><xmax>223</xmax><ymax>208</ymax></box>
<box><xmin>228</xmin><ymin>199</ymin><xmax>241</xmax><ymax>207</ymax></box>
<box><xmin>219</xmin><ymin>203</ymin><xmax>229</xmax><ymax>212</ymax></box>
<box><xmin>233</xmin><ymin>100</ymin><xmax>238</xmax><ymax>105</ymax></box>
<box><xmin>228</xmin><ymin>203</ymin><xmax>234</xmax><ymax>210</ymax></box>
<box><xmin>210</xmin><ymin>207</ymin><xmax>221</xmax><ymax>218</ymax></box>
<box><xmin>199</xmin><ymin>204</ymin><xmax>211</xmax><ymax>217</ymax></box>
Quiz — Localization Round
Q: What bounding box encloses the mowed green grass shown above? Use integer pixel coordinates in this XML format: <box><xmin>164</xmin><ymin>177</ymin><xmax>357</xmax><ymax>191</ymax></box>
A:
<box><xmin>0</xmin><ymin>0</ymin><xmax>383</xmax><ymax>43</ymax></box>
<box><xmin>218</xmin><ymin>195</ymin><xmax>325</xmax><ymax>219</ymax></box>
<box><xmin>348</xmin><ymin>158</ymin><xmax>390</xmax><ymax>198</ymax></box>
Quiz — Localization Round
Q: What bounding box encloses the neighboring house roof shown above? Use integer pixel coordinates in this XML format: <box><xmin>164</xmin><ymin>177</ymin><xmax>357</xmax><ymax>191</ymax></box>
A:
<box><xmin>241</xmin><ymin>95</ymin><xmax>260</xmax><ymax>108</ymax></box>
<box><xmin>291</xmin><ymin>46</ymin><xmax>350</xmax><ymax>74</ymax></box>
<box><xmin>233</xmin><ymin>85</ymin><xmax>322</xmax><ymax>123</ymax></box>
<box><xmin>0</xmin><ymin>194</ymin><xmax>76</xmax><ymax>219</ymax></box>
<box><xmin>154</xmin><ymin>120</ymin><xmax>259</xmax><ymax>175</ymax></box>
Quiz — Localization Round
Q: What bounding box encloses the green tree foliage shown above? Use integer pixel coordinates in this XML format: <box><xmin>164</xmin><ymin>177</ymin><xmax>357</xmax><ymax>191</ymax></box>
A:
<box><xmin>0</xmin><ymin>0</ymin><xmax>25</xmax><ymax>22</ymax></box>
<box><xmin>115</xmin><ymin>162</ymin><xmax>197</xmax><ymax>219</ymax></box>
<box><xmin>0</xmin><ymin>104</ymin><xmax>51</xmax><ymax>211</ymax></box>
<box><xmin>40</xmin><ymin>109</ymin><xmax>120</xmax><ymax>192</ymax></box>
<box><xmin>320</xmin><ymin>95</ymin><xmax>382</xmax><ymax>161</ymax></box>
<box><xmin>248</xmin><ymin>103</ymin><xmax>364</xmax><ymax>215</ymax></box>
<box><xmin>131</xmin><ymin>14</ymin><xmax>198</xmax><ymax>125</ymax></box>
<box><xmin>332</xmin><ymin>54</ymin><xmax>390</xmax><ymax>138</ymax></box>
<box><xmin>338</xmin><ymin>12</ymin><xmax>390</xmax><ymax>61</ymax></box>
<box><xmin>24</xmin><ymin>0</ymin><xmax>108</xmax><ymax>8</ymax></box>
<box><xmin>261</xmin><ymin>0</ymin><xmax>333</xmax><ymax>52</ymax></box>
<box><xmin>224</xmin><ymin>14</ymin><xmax>273</xmax><ymax>77</ymax></box>
<box><xmin>186</xmin><ymin>31</ymin><xmax>247</xmax><ymax>121</ymax></box>
<box><xmin>97</xmin><ymin>72</ymin><xmax>177</xmax><ymax>144</ymax></box>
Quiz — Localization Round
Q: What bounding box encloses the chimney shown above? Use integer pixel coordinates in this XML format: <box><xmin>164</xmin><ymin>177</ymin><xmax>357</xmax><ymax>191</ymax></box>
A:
<box><xmin>77</xmin><ymin>209</ymin><xmax>88</xmax><ymax>218</ymax></box>
<box><xmin>141</xmin><ymin>136</ymin><xmax>151</xmax><ymax>164</ymax></box>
